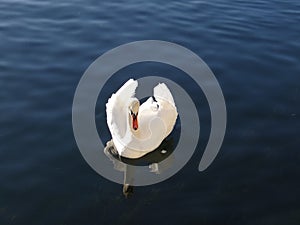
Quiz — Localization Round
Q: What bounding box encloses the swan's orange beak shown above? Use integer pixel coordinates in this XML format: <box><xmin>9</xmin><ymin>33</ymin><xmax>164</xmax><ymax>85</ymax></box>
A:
<box><xmin>132</xmin><ymin>114</ymin><xmax>138</xmax><ymax>130</ymax></box>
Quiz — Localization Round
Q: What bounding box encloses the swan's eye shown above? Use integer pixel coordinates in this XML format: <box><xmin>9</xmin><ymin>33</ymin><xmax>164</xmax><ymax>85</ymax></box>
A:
<box><xmin>130</xmin><ymin>110</ymin><xmax>133</xmax><ymax>115</ymax></box>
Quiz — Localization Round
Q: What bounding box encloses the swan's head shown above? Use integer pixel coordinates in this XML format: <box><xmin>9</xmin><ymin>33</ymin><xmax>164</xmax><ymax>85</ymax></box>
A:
<box><xmin>129</xmin><ymin>99</ymin><xmax>140</xmax><ymax>131</ymax></box>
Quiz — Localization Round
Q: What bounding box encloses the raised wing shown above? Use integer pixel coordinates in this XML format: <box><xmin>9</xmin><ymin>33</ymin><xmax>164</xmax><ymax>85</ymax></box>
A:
<box><xmin>106</xmin><ymin>79</ymin><xmax>138</xmax><ymax>140</ymax></box>
<box><xmin>153</xmin><ymin>82</ymin><xmax>178</xmax><ymax>136</ymax></box>
<box><xmin>153</xmin><ymin>83</ymin><xmax>176</xmax><ymax>107</ymax></box>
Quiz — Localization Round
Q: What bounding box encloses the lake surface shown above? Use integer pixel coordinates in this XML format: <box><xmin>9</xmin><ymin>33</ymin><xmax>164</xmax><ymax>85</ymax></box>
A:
<box><xmin>1</xmin><ymin>0</ymin><xmax>300</xmax><ymax>224</ymax></box>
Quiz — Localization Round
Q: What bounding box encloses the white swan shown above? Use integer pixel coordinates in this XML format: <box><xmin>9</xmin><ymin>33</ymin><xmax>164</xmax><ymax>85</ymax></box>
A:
<box><xmin>106</xmin><ymin>79</ymin><xmax>178</xmax><ymax>159</ymax></box>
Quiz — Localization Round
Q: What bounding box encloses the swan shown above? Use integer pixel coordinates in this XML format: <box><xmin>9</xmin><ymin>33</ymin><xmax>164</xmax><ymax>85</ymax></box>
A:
<box><xmin>106</xmin><ymin>79</ymin><xmax>178</xmax><ymax>159</ymax></box>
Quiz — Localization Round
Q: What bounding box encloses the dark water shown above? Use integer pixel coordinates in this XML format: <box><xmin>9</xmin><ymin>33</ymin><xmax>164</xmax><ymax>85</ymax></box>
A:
<box><xmin>1</xmin><ymin>0</ymin><xmax>300</xmax><ymax>224</ymax></box>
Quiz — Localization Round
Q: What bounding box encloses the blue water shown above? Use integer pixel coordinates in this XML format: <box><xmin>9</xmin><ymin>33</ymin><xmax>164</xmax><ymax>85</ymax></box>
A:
<box><xmin>1</xmin><ymin>0</ymin><xmax>300</xmax><ymax>224</ymax></box>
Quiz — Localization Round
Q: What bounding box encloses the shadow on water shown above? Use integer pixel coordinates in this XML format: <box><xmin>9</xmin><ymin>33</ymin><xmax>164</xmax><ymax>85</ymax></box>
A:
<box><xmin>104</xmin><ymin>118</ymin><xmax>180</xmax><ymax>198</ymax></box>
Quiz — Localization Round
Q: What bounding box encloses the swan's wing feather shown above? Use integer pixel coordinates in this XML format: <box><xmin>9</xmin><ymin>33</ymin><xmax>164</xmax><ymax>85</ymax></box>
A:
<box><xmin>106</xmin><ymin>79</ymin><xmax>138</xmax><ymax>140</ymax></box>
<box><xmin>153</xmin><ymin>83</ymin><xmax>178</xmax><ymax>136</ymax></box>
<box><xmin>115</xmin><ymin>79</ymin><xmax>138</xmax><ymax>104</ymax></box>
<box><xmin>153</xmin><ymin>83</ymin><xmax>175</xmax><ymax>107</ymax></box>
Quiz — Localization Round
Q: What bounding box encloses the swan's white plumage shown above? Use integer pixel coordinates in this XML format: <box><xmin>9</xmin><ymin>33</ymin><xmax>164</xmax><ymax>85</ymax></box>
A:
<box><xmin>106</xmin><ymin>79</ymin><xmax>137</xmax><ymax>136</ymax></box>
<box><xmin>154</xmin><ymin>83</ymin><xmax>176</xmax><ymax>107</ymax></box>
<box><xmin>106</xmin><ymin>79</ymin><xmax>178</xmax><ymax>158</ymax></box>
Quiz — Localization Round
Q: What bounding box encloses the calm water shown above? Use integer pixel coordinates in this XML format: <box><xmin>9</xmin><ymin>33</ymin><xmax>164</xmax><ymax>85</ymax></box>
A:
<box><xmin>1</xmin><ymin>0</ymin><xmax>300</xmax><ymax>224</ymax></box>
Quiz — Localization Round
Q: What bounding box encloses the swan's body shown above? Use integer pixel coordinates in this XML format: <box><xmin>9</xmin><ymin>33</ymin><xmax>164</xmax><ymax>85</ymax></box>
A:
<box><xmin>106</xmin><ymin>79</ymin><xmax>178</xmax><ymax>158</ymax></box>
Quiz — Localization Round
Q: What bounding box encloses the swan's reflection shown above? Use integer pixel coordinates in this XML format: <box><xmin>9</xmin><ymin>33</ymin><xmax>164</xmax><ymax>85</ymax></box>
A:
<box><xmin>104</xmin><ymin>137</ymin><xmax>175</xmax><ymax>197</ymax></box>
